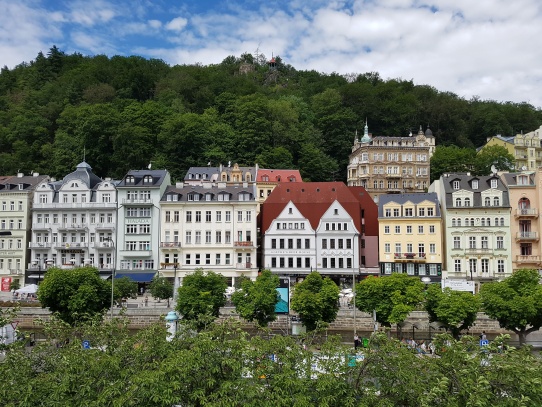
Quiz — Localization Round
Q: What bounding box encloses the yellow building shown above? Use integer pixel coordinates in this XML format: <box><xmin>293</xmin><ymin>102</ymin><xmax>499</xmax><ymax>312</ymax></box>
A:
<box><xmin>378</xmin><ymin>193</ymin><xmax>443</xmax><ymax>282</ymax></box>
<box><xmin>480</xmin><ymin>126</ymin><xmax>542</xmax><ymax>171</ymax></box>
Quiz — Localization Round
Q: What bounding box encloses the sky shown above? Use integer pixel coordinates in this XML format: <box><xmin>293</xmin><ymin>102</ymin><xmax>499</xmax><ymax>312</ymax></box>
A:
<box><xmin>1</xmin><ymin>0</ymin><xmax>542</xmax><ymax>109</ymax></box>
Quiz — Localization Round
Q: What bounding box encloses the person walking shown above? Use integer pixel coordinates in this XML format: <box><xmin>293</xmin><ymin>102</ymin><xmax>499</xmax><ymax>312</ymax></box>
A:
<box><xmin>354</xmin><ymin>334</ymin><xmax>360</xmax><ymax>350</ymax></box>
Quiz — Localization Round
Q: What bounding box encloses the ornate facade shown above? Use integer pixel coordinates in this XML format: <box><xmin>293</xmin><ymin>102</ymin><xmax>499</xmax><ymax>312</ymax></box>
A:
<box><xmin>347</xmin><ymin>123</ymin><xmax>435</xmax><ymax>203</ymax></box>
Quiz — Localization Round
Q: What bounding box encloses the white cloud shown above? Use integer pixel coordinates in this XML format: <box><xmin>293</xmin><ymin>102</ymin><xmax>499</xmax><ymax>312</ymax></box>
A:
<box><xmin>165</xmin><ymin>16</ymin><xmax>188</xmax><ymax>32</ymax></box>
<box><xmin>148</xmin><ymin>19</ymin><xmax>162</xmax><ymax>29</ymax></box>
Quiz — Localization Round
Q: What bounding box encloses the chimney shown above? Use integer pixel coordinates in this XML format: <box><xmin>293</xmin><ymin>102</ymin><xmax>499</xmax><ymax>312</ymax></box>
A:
<box><xmin>33</xmin><ymin>172</ymin><xmax>39</xmax><ymax>177</ymax></box>
<box><xmin>17</xmin><ymin>173</ymin><xmax>23</xmax><ymax>178</ymax></box>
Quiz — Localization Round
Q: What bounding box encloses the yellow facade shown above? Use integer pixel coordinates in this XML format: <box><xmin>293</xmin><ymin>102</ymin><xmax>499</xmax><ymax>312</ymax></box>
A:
<box><xmin>378</xmin><ymin>195</ymin><xmax>443</xmax><ymax>281</ymax></box>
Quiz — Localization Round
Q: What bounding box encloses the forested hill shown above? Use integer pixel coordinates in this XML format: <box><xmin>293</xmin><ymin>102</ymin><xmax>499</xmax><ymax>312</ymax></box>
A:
<box><xmin>1</xmin><ymin>47</ymin><xmax>541</xmax><ymax>182</ymax></box>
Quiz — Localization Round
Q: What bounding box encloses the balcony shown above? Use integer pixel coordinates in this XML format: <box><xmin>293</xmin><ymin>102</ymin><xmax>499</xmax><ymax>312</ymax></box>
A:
<box><xmin>386</xmin><ymin>173</ymin><xmax>401</xmax><ymax>178</ymax></box>
<box><xmin>160</xmin><ymin>242</ymin><xmax>181</xmax><ymax>249</ymax></box>
<box><xmin>516</xmin><ymin>255</ymin><xmax>541</xmax><ymax>264</ymax></box>
<box><xmin>32</xmin><ymin>223</ymin><xmax>51</xmax><ymax>230</ymax></box>
<box><xmin>95</xmin><ymin>223</ymin><xmax>115</xmax><ymax>230</ymax></box>
<box><xmin>33</xmin><ymin>202</ymin><xmax>117</xmax><ymax>209</ymax></box>
<box><xmin>515</xmin><ymin>208</ymin><xmax>538</xmax><ymax>218</ymax></box>
<box><xmin>516</xmin><ymin>231</ymin><xmax>539</xmax><ymax>241</ymax></box>
<box><xmin>8</xmin><ymin>269</ymin><xmax>23</xmax><ymax>275</ymax></box>
<box><xmin>465</xmin><ymin>248</ymin><xmax>492</xmax><ymax>256</ymax></box>
<box><xmin>234</xmin><ymin>241</ymin><xmax>255</xmax><ymax>248</ymax></box>
<box><xmin>28</xmin><ymin>242</ymin><xmax>52</xmax><ymax>249</ymax></box>
<box><xmin>160</xmin><ymin>262</ymin><xmax>180</xmax><ymax>269</ymax></box>
<box><xmin>91</xmin><ymin>242</ymin><xmax>115</xmax><ymax>250</ymax></box>
<box><xmin>393</xmin><ymin>253</ymin><xmax>426</xmax><ymax>261</ymax></box>
<box><xmin>58</xmin><ymin>223</ymin><xmax>88</xmax><ymax>231</ymax></box>
<box><xmin>122</xmin><ymin>198</ymin><xmax>153</xmax><ymax>205</ymax></box>
<box><xmin>236</xmin><ymin>262</ymin><xmax>254</xmax><ymax>270</ymax></box>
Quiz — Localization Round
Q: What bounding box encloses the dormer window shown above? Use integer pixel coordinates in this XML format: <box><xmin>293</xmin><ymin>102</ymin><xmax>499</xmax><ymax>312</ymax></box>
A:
<box><xmin>239</xmin><ymin>192</ymin><xmax>251</xmax><ymax>201</ymax></box>
<box><xmin>126</xmin><ymin>176</ymin><xmax>134</xmax><ymax>184</ymax></box>
<box><xmin>472</xmin><ymin>180</ymin><xmax>478</xmax><ymax>190</ymax></box>
<box><xmin>262</xmin><ymin>175</ymin><xmax>269</xmax><ymax>182</ymax></box>
<box><xmin>18</xmin><ymin>184</ymin><xmax>23</xmax><ymax>190</ymax></box>
<box><xmin>517</xmin><ymin>175</ymin><xmax>529</xmax><ymax>185</ymax></box>
<box><xmin>491</xmin><ymin>179</ymin><xmax>498</xmax><ymax>188</ymax></box>
<box><xmin>289</xmin><ymin>176</ymin><xmax>296</xmax><ymax>182</ymax></box>
<box><xmin>205</xmin><ymin>193</ymin><xmax>212</xmax><ymax>201</ymax></box>
<box><xmin>218</xmin><ymin>193</ymin><xmax>230</xmax><ymax>202</ymax></box>
<box><xmin>453</xmin><ymin>180</ymin><xmax>460</xmax><ymax>190</ymax></box>
<box><xmin>143</xmin><ymin>175</ymin><xmax>153</xmax><ymax>184</ymax></box>
<box><xmin>71</xmin><ymin>182</ymin><xmax>79</xmax><ymax>188</ymax></box>
<box><xmin>464</xmin><ymin>198</ymin><xmax>471</xmax><ymax>207</ymax></box>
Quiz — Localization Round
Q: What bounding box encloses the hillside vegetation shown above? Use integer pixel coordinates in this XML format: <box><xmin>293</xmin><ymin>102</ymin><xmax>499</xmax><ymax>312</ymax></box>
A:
<box><xmin>1</xmin><ymin>47</ymin><xmax>541</xmax><ymax>181</ymax></box>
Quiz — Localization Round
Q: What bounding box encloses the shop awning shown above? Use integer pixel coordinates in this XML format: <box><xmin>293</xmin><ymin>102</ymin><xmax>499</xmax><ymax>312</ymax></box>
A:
<box><xmin>115</xmin><ymin>272</ymin><xmax>156</xmax><ymax>282</ymax></box>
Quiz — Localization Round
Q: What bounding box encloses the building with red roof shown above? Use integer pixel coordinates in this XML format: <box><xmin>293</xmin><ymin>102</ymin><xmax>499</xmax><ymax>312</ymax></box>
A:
<box><xmin>256</xmin><ymin>168</ymin><xmax>302</xmax><ymax>203</ymax></box>
<box><xmin>259</xmin><ymin>182</ymin><xmax>379</xmax><ymax>285</ymax></box>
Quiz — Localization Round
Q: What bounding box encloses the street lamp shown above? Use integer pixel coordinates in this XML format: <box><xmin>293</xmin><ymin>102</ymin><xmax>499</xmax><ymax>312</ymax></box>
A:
<box><xmin>173</xmin><ymin>262</ymin><xmax>179</xmax><ymax>301</ymax></box>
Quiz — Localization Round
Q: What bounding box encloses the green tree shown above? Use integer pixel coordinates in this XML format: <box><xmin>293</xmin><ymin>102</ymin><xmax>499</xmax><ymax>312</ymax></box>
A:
<box><xmin>176</xmin><ymin>269</ymin><xmax>227</xmax><ymax>330</ymax></box>
<box><xmin>37</xmin><ymin>266</ymin><xmax>111</xmax><ymax>325</ymax></box>
<box><xmin>355</xmin><ymin>274</ymin><xmax>425</xmax><ymax>331</ymax></box>
<box><xmin>148</xmin><ymin>276</ymin><xmax>173</xmax><ymax>306</ymax></box>
<box><xmin>480</xmin><ymin>268</ymin><xmax>542</xmax><ymax>346</ymax></box>
<box><xmin>9</xmin><ymin>280</ymin><xmax>20</xmax><ymax>291</ymax></box>
<box><xmin>231</xmin><ymin>269</ymin><xmax>280</xmax><ymax>327</ymax></box>
<box><xmin>113</xmin><ymin>276</ymin><xmax>138</xmax><ymax>302</ymax></box>
<box><xmin>475</xmin><ymin>144</ymin><xmax>516</xmax><ymax>175</ymax></box>
<box><xmin>290</xmin><ymin>271</ymin><xmax>340</xmax><ymax>331</ymax></box>
<box><xmin>425</xmin><ymin>285</ymin><xmax>480</xmax><ymax>339</ymax></box>
<box><xmin>429</xmin><ymin>145</ymin><xmax>477</xmax><ymax>182</ymax></box>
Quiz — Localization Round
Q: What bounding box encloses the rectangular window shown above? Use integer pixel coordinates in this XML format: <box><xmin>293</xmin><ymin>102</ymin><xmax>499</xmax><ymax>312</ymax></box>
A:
<box><xmin>330</xmin><ymin>239</ymin><xmax>335</xmax><ymax>249</ymax></box>
<box><xmin>322</xmin><ymin>239</ymin><xmax>327</xmax><ymax>249</ymax></box>
<box><xmin>216</xmin><ymin>254</ymin><xmax>221</xmax><ymax>265</ymax></box>
<box><xmin>225</xmin><ymin>211</ymin><xmax>231</xmax><ymax>222</ymax></box>
<box><xmin>272</xmin><ymin>239</ymin><xmax>277</xmax><ymax>249</ymax></box>
<box><xmin>469</xmin><ymin>236</ymin><xmax>476</xmax><ymax>249</ymax></box>
<box><xmin>454</xmin><ymin>237</ymin><xmax>461</xmax><ymax>249</ymax></box>
<box><xmin>206</xmin><ymin>254</ymin><xmax>211</xmax><ymax>265</ymax></box>
<box><xmin>185</xmin><ymin>254</ymin><xmax>191</xmax><ymax>265</ymax></box>
<box><xmin>384</xmin><ymin>226</ymin><xmax>390</xmax><ymax>234</ymax></box>
<box><xmin>238</xmin><ymin>211</ymin><xmax>243</xmax><ymax>222</ymax></box>
<box><xmin>496</xmin><ymin>236</ymin><xmax>504</xmax><ymax>249</ymax></box>
<box><xmin>225</xmin><ymin>254</ymin><xmax>231</xmax><ymax>265</ymax></box>
<box><xmin>195</xmin><ymin>231</ymin><xmax>201</xmax><ymax>244</ymax></box>
<box><xmin>498</xmin><ymin>260</ymin><xmax>505</xmax><ymax>273</ymax></box>
<box><xmin>186</xmin><ymin>211</ymin><xmax>192</xmax><ymax>222</ymax></box>
<box><xmin>305</xmin><ymin>239</ymin><xmax>310</xmax><ymax>249</ymax></box>
<box><xmin>429</xmin><ymin>225</ymin><xmax>435</xmax><ymax>234</ymax></box>
<box><xmin>418</xmin><ymin>243</ymin><xmax>425</xmax><ymax>255</ymax></box>
<box><xmin>481</xmin><ymin>236</ymin><xmax>488</xmax><ymax>249</ymax></box>
<box><xmin>481</xmin><ymin>259</ymin><xmax>489</xmax><ymax>273</ymax></box>
<box><xmin>384</xmin><ymin>243</ymin><xmax>390</xmax><ymax>253</ymax></box>
<box><xmin>406</xmin><ymin>226</ymin><xmax>412</xmax><ymax>234</ymax></box>
<box><xmin>205</xmin><ymin>231</ymin><xmax>212</xmax><ymax>243</ymax></box>
<box><xmin>429</xmin><ymin>243</ymin><xmax>436</xmax><ymax>254</ymax></box>
<box><xmin>185</xmin><ymin>231</ymin><xmax>191</xmax><ymax>244</ymax></box>
<box><xmin>418</xmin><ymin>225</ymin><xmax>424</xmax><ymax>234</ymax></box>
<box><xmin>206</xmin><ymin>211</ymin><xmax>211</xmax><ymax>222</ymax></box>
<box><xmin>297</xmin><ymin>239</ymin><xmax>302</xmax><ymax>249</ymax></box>
<box><xmin>469</xmin><ymin>258</ymin><xmax>477</xmax><ymax>273</ymax></box>
<box><xmin>395</xmin><ymin>226</ymin><xmax>400</xmax><ymax>234</ymax></box>
<box><xmin>418</xmin><ymin>208</ymin><xmax>425</xmax><ymax>217</ymax></box>
<box><xmin>246</xmin><ymin>211</ymin><xmax>252</xmax><ymax>222</ymax></box>
<box><xmin>165</xmin><ymin>211</ymin><xmax>171</xmax><ymax>222</ymax></box>
<box><xmin>455</xmin><ymin>259</ymin><xmax>461</xmax><ymax>272</ymax></box>
<box><xmin>216</xmin><ymin>231</ymin><xmax>222</xmax><ymax>243</ymax></box>
<box><xmin>225</xmin><ymin>231</ymin><xmax>231</xmax><ymax>244</ymax></box>
<box><xmin>195</xmin><ymin>211</ymin><xmax>201</xmax><ymax>222</ymax></box>
<box><xmin>405</xmin><ymin>208</ymin><xmax>413</xmax><ymax>217</ymax></box>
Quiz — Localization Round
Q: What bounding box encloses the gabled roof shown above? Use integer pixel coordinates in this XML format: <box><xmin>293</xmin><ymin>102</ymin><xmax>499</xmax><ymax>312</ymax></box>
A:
<box><xmin>256</xmin><ymin>169</ymin><xmax>302</xmax><ymax>182</ymax></box>
<box><xmin>261</xmin><ymin>182</ymin><xmax>366</xmax><ymax>232</ymax></box>
<box><xmin>441</xmin><ymin>173</ymin><xmax>510</xmax><ymax>208</ymax></box>
<box><xmin>0</xmin><ymin>174</ymin><xmax>49</xmax><ymax>192</ymax></box>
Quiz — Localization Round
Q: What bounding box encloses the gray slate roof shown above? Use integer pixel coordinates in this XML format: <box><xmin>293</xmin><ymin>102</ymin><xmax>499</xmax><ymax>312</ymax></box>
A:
<box><xmin>377</xmin><ymin>193</ymin><xmax>441</xmax><ymax>217</ymax></box>
<box><xmin>441</xmin><ymin>173</ymin><xmax>510</xmax><ymax>208</ymax></box>
<box><xmin>161</xmin><ymin>184</ymin><xmax>256</xmax><ymax>202</ymax></box>
<box><xmin>117</xmin><ymin>169</ymin><xmax>169</xmax><ymax>187</ymax></box>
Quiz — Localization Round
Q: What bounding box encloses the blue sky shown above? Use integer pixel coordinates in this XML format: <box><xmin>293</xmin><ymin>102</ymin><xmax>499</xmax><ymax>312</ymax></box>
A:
<box><xmin>1</xmin><ymin>0</ymin><xmax>542</xmax><ymax>110</ymax></box>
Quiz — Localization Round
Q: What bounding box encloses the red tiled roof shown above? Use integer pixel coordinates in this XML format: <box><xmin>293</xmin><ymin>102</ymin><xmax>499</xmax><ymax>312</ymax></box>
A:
<box><xmin>256</xmin><ymin>169</ymin><xmax>302</xmax><ymax>183</ymax></box>
<box><xmin>261</xmin><ymin>182</ymin><xmax>375</xmax><ymax>232</ymax></box>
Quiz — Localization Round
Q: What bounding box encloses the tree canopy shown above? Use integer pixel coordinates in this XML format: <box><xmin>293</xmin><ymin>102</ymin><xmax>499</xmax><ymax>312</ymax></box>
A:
<box><xmin>175</xmin><ymin>269</ymin><xmax>227</xmax><ymax>330</ymax></box>
<box><xmin>113</xmin><ymin>276</ymin><xmax>138</xmax><ymax>302</ymax></box>
<box><xmin>231</xmin><ymin>269</ymin><xmax>280</xmax><ymax>327</ymax></box>
<box><xmin>1</xmin><ymin>47</ymin><xmax>540</xmax><ymax>181</ymax></box>
<box><xmin>290</xmin><ymin>271</ymin><xmax>340</xmax><ymax>331</ymax></box>
<box><xmin>355</xmin><ymin>274</ymin><xmax>425</xmax><ymax>328</ymax></box>
<box><xmin>425</xmin><ymin>284</ymin><xmax>480</xmax><ymax>339</ymax></box>
<box><xmin>479</xmin><ymin>268</ymin><xmax>542</xmax><ymax>345</ymax></box>
<box><xmin>37</xmin><ymin>266</ymin><xmax>111</xmax><ymax>325</ymax></box>
<box><xmin>148</xmin><ymin>276</ymin><xmax>173</xmax><ymax>306</ymax></box>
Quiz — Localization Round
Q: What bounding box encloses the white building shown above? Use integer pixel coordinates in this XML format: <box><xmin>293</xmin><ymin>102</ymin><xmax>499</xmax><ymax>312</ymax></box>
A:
<box><xmin>116</xmin><ymin>169</ymin><xmax>171</xmax><ymax>285</ymax></box>
<box><xmin>430</xmin><ymin>173</ymin><xmax>513</xmax><ymax>291</ymax></box>
<box><xmin>28</xmin><ymin>162</ymin><xmax>117</xmax><ymax>282</ymax></box>
<box><xmin>159</xmin><ymin>182</ymin><xmax>259</xmax><ymax>288</ymax></box>
<box><xmin>0</xmin><ymin>173</ymin><xmax>48</xmax><ymax>288</ymax></box>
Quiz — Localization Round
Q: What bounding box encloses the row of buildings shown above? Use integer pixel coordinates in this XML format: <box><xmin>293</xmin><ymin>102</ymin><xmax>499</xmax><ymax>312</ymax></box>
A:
<box><xmin>1</xmin><ymin>159</ymin><xmax>542</xmax><ymax>293</ymax></box>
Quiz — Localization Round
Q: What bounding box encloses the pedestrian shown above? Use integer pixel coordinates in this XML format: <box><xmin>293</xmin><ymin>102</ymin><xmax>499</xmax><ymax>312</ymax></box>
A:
<box><xmin>140</xmin><ymin>287</ymin><xmax>144</xmax><ymax>296</ymax></box>
<box><xmin>480</xmin><ymin>331</ymin><xmax>487</xmax><ymax>340</ymax></box>
<box><xmin>144</xmin><ymin>295</ymin><xmax>148</xmax><ymax>307</ymax></box>
<box><xmin>354</xmin><ymin>334</ymin><xmax>360</xmax><ymax>350</ymax></box>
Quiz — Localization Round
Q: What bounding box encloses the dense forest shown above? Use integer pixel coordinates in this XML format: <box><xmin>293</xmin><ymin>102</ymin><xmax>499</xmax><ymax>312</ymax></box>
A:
<box><xmin>1</xmin><ymin>46</ymin><xmax>541</xmax><ymax>182</ymax></box>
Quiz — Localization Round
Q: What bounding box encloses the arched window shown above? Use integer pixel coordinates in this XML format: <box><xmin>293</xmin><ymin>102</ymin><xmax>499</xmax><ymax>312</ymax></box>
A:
<box><xmin>455</xmin><ymin>198</ymin><xmax>461</xmax><ymax>207</ymax></box>
<box><xmin>487</xmin><ymin>218</ymin><xmax>491</xmax><ymax>226</ymax></box>
<box><xmin>470</xmin><ymin>218</ymin><xmax>475</xmax><ymax>227</ymax></box>
<box><xmin>500</xmin><ymin>217</ymin><xmax>505</xmax><ymax>226</ymax></box>
<box><xmin>519</xmin><ymin>197</ymin><xmax>530</xmax><ymax>210</ymax></box>
<box><xmin>464</xmin><ymin>197</ymin><xmax>471</xmax><ymax>207</ymax></box>
<box><xmin>481</xmin><ymin>218</ymin><xmax>486</xmax><ymax>226</ymax></box>
<box><xmin>485</xmin><ymin>197</ymin><xmax>491</xmax><ymax>206</ymax></box>
<box><xmin>494</xmin><ymin>197</ymin><xmax>500</xmax><ymax>206</ymax></box>
<box><xmin>457</xmin><ymin>219</ymin><xmax>462</xmax><ymax>227</ymax></box>
<box><xmin>452</xmin><ymin>218</ymin><xmax>456</xmax><ymax>227</ymax></box>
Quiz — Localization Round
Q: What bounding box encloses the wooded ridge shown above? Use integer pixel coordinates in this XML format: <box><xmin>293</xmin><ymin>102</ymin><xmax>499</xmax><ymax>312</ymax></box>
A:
<box><xmin>1</xmin><ymin>47</ymin><xmax>541</xmax><ymax>182</ymax></box>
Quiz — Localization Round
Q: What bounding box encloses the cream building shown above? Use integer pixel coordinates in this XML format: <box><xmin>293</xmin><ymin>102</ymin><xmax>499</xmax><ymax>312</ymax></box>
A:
<box><xmin>159</xmin><ymin>182</ymin><xmax>259</xmax><ymax>289</ymax></box>
<box><xmin>0</xmin><ymin>173</ymin><xmax>48</xmax><ymax>288</ymax></box>
<box><xmin>28</xmin><ymin>162</ymin><xmax>118</xmax><ymax>283</ymax></box>
<box><xmin>347</xmin><ymin>123</ymin><xmax>435</xmax><ymax>203</ymax></box>
<box><xmin>430</xmin><ymin>173</ymin><xmax>512</xmax><ymax>291</ymax></box>
<box><xmin>377</xmin><ymin>193</ymin><xmax>443</xmax><ymax>283</ymax></box>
